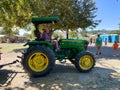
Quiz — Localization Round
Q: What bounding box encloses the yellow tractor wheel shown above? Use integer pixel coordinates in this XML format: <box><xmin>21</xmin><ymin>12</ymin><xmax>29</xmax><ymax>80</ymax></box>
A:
<box><xmin>22</xmin><ymin>45</ymin><xmax>55</xmax><ymax>77</ymax></box>
<box><xmin>75</xmin><ymin>51</ymin><xmax>95</xmax><ymax>72</ymax></box>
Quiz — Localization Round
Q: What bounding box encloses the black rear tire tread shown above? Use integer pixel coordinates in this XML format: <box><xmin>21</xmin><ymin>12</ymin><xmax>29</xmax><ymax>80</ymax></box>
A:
<box><xmin>22</xmin><ymin>45</ymin><xmax>55</xmax><ymax>77</ymax></box>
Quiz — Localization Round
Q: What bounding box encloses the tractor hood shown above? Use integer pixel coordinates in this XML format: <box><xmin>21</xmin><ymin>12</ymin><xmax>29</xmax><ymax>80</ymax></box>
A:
<box><xmin>59</xmin><ymin>38</ymin><xmax>88</xmax><ymax>51</ymax></box>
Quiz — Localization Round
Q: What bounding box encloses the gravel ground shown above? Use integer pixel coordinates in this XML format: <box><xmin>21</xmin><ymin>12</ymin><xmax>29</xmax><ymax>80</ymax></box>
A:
<box><xmin>0</xmin><ymin>43</ymin><xmax>120</xmax><ymax>90</ymax></box>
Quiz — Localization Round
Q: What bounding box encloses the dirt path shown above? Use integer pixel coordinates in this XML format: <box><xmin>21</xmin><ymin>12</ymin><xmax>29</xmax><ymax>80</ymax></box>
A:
<box><xmin>0</xmin><ymin>44</ymin><xmax>120</xmax><ymax>90</ymax></box>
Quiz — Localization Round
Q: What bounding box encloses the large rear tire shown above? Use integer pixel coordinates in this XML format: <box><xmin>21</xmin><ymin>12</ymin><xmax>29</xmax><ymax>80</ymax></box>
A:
<box><xmin>75</xmin><ymin>51</ymin><xmax>95</xmax><ymax>72</ymax></box>
<box><xmin>22</xmin><ymin>45</ymin><xmax>55</xmax><ymax>77</ymax></box>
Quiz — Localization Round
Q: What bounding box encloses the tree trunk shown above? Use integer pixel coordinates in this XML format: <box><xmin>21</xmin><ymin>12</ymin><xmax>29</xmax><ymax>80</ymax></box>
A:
<box><xmin>66</xmin><ymin>26</ymin><xmax>69</xmax><ymax>39</ymax></box>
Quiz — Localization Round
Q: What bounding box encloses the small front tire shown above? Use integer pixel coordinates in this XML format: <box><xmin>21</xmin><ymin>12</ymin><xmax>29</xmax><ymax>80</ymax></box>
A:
<box><xmin>75</xmin><ymin>51</ymin><xmax>95</xmax><ymax>72</ymax></box>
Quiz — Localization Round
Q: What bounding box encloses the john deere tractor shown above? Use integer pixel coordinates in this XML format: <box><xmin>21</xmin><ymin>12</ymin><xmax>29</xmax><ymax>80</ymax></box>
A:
<box><xmin>21</xmin><ymin>17</ymin><xmax>95</xmax><ymax>77</ymax></box>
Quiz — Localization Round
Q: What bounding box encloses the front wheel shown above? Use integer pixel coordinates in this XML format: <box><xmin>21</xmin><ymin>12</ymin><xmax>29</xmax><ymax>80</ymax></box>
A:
<box><xmin>75</xmin><ymin>51</ymin><xmax>95</xmax><ymax>72</ymax></box>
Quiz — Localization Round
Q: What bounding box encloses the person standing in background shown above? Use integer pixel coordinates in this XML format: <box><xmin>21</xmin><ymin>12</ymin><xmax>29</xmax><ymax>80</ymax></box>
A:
<box><xmin>105</xmin><ymin>38</ymin><xmax>107</xmax><ymax>45</ymax></box>
<box><xmin>89</xmin><ymin>37</ymin><xmax>93</xmax><ymax>45</ymax></box>
<box><xmin>113</xmin><ymin>41</ymin><xmax>119</xmax><ymax>56</ymax></box>
<box><xmin>95</xmin><ymin>34</ymin><xmax>102</xmax><ymax>55</ymax></box>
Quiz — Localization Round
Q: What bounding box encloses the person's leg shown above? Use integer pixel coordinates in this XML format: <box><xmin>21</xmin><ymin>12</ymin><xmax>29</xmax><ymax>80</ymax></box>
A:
<box><xmin>98</xmin><ymin>46</ymin><xmax>101</xmax><ymax>54</ymax></box>
<box><xmin>113</xmin><ymin>50</ymin><xmax>116</xmax><ymax>56</ymax></box>
<box><xmin>52</xmin><ymin>40</ymin><xmax>59</xmax><ymax>50</ymax></box>
<box><xmin>115</xmin><ymin>50</ymin><xmax>117</xmax><ymax>55</ymax></box>
<box><xmin>55</xmin><ymin>41</ymin><xmax>59</xmax><ymax>50</ymax></box>
<box><xmin>96</xmin><ymin>46</ymin><xmax>101</xmax><ymax>55</ymax></box>
<box><xmin>90</xmin><ymin>41</ymin><xmax>92</xmax><ymax>45</ymax></box>
<box><xmin>116</xmin><ymin>49</ymin><xmax>118</xmax><ymax>55</ymax></box>
<box><xmin>96</xmin><ymin>46</ymin><xmax>99</xmax><ymax>55</ymax></box>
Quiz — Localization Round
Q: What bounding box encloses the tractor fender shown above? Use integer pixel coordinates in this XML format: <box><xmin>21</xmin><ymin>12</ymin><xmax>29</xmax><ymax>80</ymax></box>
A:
<box><xmin>24</xmin><ymin>40</ymin><xmax>53</xmax><ymax>49</ymax></box>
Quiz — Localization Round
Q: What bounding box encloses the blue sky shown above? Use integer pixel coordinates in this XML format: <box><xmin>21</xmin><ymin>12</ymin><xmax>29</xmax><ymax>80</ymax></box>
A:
<box><xmin>93</xmin><ymin>0</ymin><xmax>120</xmax><ymax>30</ymax></box>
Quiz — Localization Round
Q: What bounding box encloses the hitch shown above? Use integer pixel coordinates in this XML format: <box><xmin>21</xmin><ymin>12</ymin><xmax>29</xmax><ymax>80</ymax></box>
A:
<box><xmin>0</xmin><ymin>60</ymin><xmax>19</xmax><ymax>68</ymax></box>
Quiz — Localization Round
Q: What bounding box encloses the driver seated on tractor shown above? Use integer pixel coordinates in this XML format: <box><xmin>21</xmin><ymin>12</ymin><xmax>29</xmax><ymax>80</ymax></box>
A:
<box><xmin>34</xmin><ymin>29</ymin><xmax>44</xmax><ymax>41</ymax></box>
<box><xmin>42</xmin><ymin>28</ymin><xmax>60</xmax><ymax>51</ymax></box>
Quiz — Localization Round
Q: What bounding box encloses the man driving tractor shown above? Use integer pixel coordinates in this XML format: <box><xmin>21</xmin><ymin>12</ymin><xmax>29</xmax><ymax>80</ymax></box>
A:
<box><xmin>42</xmin><ymin>28</ymin><xmax>60</xmax><ymax>51</ymax></box>
<box><xmin>34</xmin><ymin>26</ymin><xmax>60</xmax><ymax>51</ymax></box>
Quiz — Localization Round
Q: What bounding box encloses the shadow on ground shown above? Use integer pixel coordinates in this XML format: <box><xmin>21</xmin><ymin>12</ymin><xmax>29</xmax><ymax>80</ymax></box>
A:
<box><xmin>23</xmin><ymin>64</ymin><xmax>120</xmax><ymax>90</ymax></box>
<box><xmin>0</xmin><ymin>69</ymin><xmax>26</xmax><ymax>90</ymax></box>
<box><xmin>88</xmin><ymin>46</ymin><xmax>120</xmax><ymax>60</ymax></box>
<box><xmin>0</xmin><ymin>70</ymin><xmax>17</xmax><ymax>87</ymax></box>
<box><xmin>12</xmin><ymin>48</ymin><xmax>26</xmax><ymax>53</ymax></box>
<box><xmin>9</xmin><ymin>44</ymin><xmax>120</xmax><ymax>90</ymax></box>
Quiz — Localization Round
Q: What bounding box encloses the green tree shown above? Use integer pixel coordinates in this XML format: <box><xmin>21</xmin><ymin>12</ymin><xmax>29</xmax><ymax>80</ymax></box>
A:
<box><xmin>108</xmin><ymin>30</ymin><xmax>120</xmax><ymax>35</ymax></box>
<box><xmin>69</xmin><ymin>31</ymin><xmax>77</xmax><ymax>38</ymax></box>
<box><xmin>0</xmin><ymin>0</ymin><xmax>100</xmax><ymax>36</ymax></box>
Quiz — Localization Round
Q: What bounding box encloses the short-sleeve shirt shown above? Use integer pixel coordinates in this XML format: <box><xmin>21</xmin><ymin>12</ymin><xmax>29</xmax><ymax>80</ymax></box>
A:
<box><xmin>96</xmin><ymin>37</ymin><xmax>102</xmax><ymax>46</ymax></box>
<box><xmin>42</xmin><ymin>32</ymin><xmax>51</xmax><ymax>41</ymax></box>
<box><xmin>113</xmin><ymin>43</ymin><xmax>119</xmax><ymax>50</ymax></box>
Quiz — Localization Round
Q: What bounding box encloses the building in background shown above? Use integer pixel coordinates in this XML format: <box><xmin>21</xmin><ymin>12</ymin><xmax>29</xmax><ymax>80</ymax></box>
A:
<box><xmin>100</xmin><ymin>34</ymin><xmax>119</xmax><ymax>43</ymax></box>
<box><xmin>0</xmin><ymin>34</ymin><xmax>28</xmax><ymax>43</ymax></box>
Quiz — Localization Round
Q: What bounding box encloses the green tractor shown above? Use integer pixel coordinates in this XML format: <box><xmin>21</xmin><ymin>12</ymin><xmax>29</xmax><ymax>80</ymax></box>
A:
<box><xmin>21</xmin><ymin>17</ymin><xmax>95</xmax><ymax>77</ymax></box>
